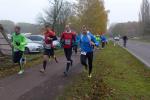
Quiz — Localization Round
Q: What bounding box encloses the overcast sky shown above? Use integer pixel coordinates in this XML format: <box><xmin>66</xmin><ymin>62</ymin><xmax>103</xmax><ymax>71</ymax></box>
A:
<box><xmin>0</xmin><ymin>0</ymin><xmax>143</xmax><ymax>24</ymax></box>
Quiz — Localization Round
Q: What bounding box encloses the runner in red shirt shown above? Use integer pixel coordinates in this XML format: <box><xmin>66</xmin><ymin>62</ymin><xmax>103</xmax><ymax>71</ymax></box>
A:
<box><xmin>60</xmin><ymin>25</ymin><xmax>75</xmax><ymax>76</ymax></box>
<box><xmin>40</xmin><ymin>25</ymin><xmax>58</xmax><ymax>73</ymax></box>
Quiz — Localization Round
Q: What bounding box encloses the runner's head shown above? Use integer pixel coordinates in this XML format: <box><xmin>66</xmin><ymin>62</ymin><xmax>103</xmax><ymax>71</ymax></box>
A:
<box><xmin>65</xmin><ymin>25</ymin><xmax>71</xmax><ymax>32</ymax></box>
<box><xmin>45</xmin><ymin>24</ymin><xmax>52</xmax><ymax>32</ymax></box>
<box><xmin>41</xmin><ymin>27</ymin><xmax>46</xmax><ymax>35</ymax></box>
<box><xmin>14</xmin><ymin>26</ymin><xmax>21</xmax><ymax>35</ymax></box>
<box><xmin>82</xmin><ymin>25</ymin><xmax>87</xmax><ymax>35</ymax></box>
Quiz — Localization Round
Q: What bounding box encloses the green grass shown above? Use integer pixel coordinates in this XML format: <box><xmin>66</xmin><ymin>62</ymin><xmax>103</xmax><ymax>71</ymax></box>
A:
<box><xmin>0</xmin><ymin>49</ymin><xmax>63</xmax><ymax>78</ymax></box>
<box><xmin>58</xmin><ymin>43</ymin><xmax>150</xmax><ymax>100</ymax></box>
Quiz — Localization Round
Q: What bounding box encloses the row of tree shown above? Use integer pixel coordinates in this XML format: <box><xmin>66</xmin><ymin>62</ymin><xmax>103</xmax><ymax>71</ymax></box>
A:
<box><xmin>109</xmin><ymin>0</ymin><xmax>150</xmax><ymax>37</ymax></box>
<box><xmin>0</xmin><ymin>20</ymin><xmax>41</xmax><ymax>34</ymax></box>
<box><xmin>108</xmin><ymin>22</ymin><xmax>140</xmax><ymax>37</ymax></box>
<box><xmin>39</xmin><ymin>0</ymin><xmax>108</xmax><ymax>35</ymax></box>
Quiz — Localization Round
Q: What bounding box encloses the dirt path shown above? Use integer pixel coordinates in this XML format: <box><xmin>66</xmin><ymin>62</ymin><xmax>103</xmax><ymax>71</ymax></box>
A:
<box><xmin>0</xmin><ymin>53</ymin><xmax>82</xmax><ymax>100</ymax></box>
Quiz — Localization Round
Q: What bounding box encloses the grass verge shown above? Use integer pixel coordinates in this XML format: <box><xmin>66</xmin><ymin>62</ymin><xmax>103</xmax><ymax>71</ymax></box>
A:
<box><xmin>58</xmin><ymin>43</ymin><xmax>150</xmax><ymax>100</ymax></box>
<box><xmin>0</xmin><ymin>49</ymin><xmax>63</xmax><ymax>79</ymax></box>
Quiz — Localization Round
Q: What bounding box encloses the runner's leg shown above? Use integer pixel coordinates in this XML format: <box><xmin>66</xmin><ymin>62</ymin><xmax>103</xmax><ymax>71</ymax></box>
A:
<box><xmin>65</xmin><ymin>48</ymin><xmax>72</xmax><ymax>72</ymax></box>
<box><xmin>41</xmin><ymin>49</ymin><xmax>49</xmax><ymax>72</ymax></box>
<box><xmin>75</xmin><ymin>45</ymin><xmax>78</xmax><ymax>54</ymax></box>
<box><xmin>87</xmin><ymin>52</ymin><xmax>93</xmax><ymax>76</ymax></box>
<box><xmin>51</xmin><ymin>48</ymin><xmax>58</xmax><ymax>63</ymax></box>
<box><xmin>80</xmin><ymin>54</ymin><xmax>88</xmax><ymax>70</ymax></box>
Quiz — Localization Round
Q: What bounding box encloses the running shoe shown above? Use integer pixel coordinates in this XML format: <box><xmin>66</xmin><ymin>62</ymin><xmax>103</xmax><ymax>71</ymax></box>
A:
<box><xmin>64</xmin><ymin>71</ymin><xmax>68</xmax><ymax>76</ymax></box>
<box><xmin>18</xmin><ymin>70</ymin><xmax>24</xmax><ymax>75</ymax></box>
<box><xmin>88</xmin><ymin>74</ymin><xmax>92</xmax><ymax>78</ymax></box>
<box><xmin>40</xmin><ymin>69</ymin><xmax>45</xmax><ymax>73</ymax></box>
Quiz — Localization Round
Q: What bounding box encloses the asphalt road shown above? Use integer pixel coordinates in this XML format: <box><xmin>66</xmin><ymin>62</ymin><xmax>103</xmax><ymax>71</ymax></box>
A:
<box><xmin>120</xmin><ymin>40</ymin><xmax>150</xmax><ymax>67</ymax></box>
<box><xmin>0</xmin><ymin>54</ymin><xmax>82</xmax><ymax>100</ymax></box>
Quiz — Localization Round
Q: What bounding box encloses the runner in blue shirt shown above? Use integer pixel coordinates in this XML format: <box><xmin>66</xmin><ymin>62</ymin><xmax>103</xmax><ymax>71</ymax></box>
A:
<box><xmin>78</xmin><ymin>26</ymin><xmax>98</xmax><ymax>78</ymax></box>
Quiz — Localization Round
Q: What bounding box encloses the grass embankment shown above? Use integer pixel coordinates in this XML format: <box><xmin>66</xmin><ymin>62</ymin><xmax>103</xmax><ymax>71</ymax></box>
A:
<box><xmin>0</xmin><ymin>49</ymin><xmax>63</xmax><ymax>78</ymax></box>
<box><xmin>59</xmin><ymin>43</ymin><xmax>150</xmax><ymax>100</ymax></box>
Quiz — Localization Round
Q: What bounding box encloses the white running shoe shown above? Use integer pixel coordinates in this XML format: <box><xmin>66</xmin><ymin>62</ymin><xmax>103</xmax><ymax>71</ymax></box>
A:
<box><xmin>18</xmin><ymin>70</ymin><xmax>24</xmax><ymax>75</ymax></box>
<box><xmin>40</xmin><ymin>69</ymin><xmax>45</xmax><ymax>73</ymax></box>
<box><xmin>88</xmin><ymin>74</ymin><xmax>92</xmax><ymax>78</ymax></box>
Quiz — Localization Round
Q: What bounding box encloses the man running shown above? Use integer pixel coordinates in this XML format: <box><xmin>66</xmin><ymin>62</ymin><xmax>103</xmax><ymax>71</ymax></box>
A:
<box><xmin>122</xmin><ymin>35</ymin><xmax>128</xmax><ymax>47</ymax></box>
<box><xmin>100</xmin><ymin>35</ymin><xmax>106</xmax><ymax>49</ymax></box>
<box><xmin>40</xmin><ymin>25</ymin><xmax>58</xmax><ymax>73</ymax></box>
<box><xmin>60</xmin><ymin>25</ymin><xmax>75</xmax><ymax>76</ymax></box>
<box><xmin>95</xmin><ymin>35</ymin><xmax>101</xmax><ymax>49</ymax></box>
<box><xmin>12</xmin><ymin>26</ymin><xmax>27</xmax><ymax>75</ymax></box>
<box><xmin>114</xmin><ymin>36</ymin><xmax>120</xmax><ymax>46</ymax></box>
<box><xmin>78</xmin><ymin>26</ymin><xmax>98</xmax><ymax>78</ymax></box>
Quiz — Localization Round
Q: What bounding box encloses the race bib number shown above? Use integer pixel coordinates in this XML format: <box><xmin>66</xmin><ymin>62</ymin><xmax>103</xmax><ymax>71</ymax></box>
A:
<box><xmin>65</xmin><ymin>39</ymin><xmax>71</xmax><ymax>45</ymax></box>
<box><xmin>45</xmin><ymin>44</ymin><xmax>51</xmax><ymax>49</ymax></box>
<box><xmin>81</xmin><ymin>51</ymin><xmax>87</xmax><ymax>55</ymax></box>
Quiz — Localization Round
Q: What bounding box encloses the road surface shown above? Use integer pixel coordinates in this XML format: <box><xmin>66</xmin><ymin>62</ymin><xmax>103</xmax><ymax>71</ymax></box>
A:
<box><xmin>121</xmin><ymin>40</ymin><xmax>150</xmax><ymax>67</ymax></box>
<box><xmin>0</xmin><ymin>54</ymin><xmax>82</xmax><ymax>100</ymax></box>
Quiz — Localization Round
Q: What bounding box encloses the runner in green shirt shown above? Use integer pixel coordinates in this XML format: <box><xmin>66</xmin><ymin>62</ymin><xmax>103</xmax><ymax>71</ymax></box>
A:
<box><xmin>12</xmin><ymin>26</ymin><xmax>27</xmax><ymax>75</ymax></box>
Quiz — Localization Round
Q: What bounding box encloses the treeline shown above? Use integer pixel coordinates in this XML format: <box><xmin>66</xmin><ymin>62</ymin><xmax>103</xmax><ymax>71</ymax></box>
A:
<box><xmin>109</xmin><ymin>0</ymin><xmax>150</xmax><ymax>37</ymax></box>
<box><xmin>0</xmin><ymin>20</ymin><xmax>41</xmax><ymax>34</ymax></box>
<box><xmin>0</xmin><ymin>0</ymin><xmax>108</xmax><ymax>35</ymax></box>
<box><xmin>39</xmin><ymin>0</ymin><xmax>108</xmax><ymax>35</ymax></box>
<box><xmin>109</xmin><ymin>22</ymin><xmax>141</xmax><ymax>37</ymax></box>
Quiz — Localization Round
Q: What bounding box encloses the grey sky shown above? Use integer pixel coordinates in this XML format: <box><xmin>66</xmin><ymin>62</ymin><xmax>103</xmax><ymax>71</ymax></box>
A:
<box><xmin>105</xmin><ymin>0</ymin><xmax>142</xmax><ymax>24</ymax></box>
<box><xmin>0</xmin><ymin>0</ymin><xmax>143</xmax><ymax>24</ymax></box>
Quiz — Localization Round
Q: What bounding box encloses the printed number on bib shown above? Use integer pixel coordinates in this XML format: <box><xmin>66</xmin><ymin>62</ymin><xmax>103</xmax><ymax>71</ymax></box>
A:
<box><xmin>65</xmin><ymin>39</ymin><xmax>71</xmax><ymax>45</ymax></box>
<box><xmin>81</xmin><ymin>52</ymin><xmax>86</xmax><ymax>55</ymax></box>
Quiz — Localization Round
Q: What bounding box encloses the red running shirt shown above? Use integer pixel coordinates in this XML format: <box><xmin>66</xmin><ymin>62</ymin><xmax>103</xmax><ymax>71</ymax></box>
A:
<box><xmin>44</xmin><ymin>31</ymin><xmax>55</xmax><ymax>48</ymax></box>
<box><xmin>61</xmin><ymin>31</ymin><xmax>75</xmax><ymax>48</ymax></box>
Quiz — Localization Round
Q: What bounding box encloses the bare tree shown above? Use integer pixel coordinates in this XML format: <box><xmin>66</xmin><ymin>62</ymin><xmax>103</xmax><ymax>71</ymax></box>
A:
<box><xmin>139</xmin><ymin>0</ymin><xmax>150</xmax><ymax>36</ymax></box>
<box><xmin>38</xmin><ymin>0</ymin><xmax>75</xmax><ymax>34</ymax></box>
<box><xmin>38</xmin><ymin>0</ymin><xmax>63</xmax><ymax>31</ymax></box>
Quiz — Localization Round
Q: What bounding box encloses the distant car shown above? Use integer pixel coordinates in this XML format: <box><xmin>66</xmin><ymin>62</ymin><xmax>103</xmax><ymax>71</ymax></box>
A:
<box><xmin>25</xmin><ymin>39</ymin><xmax>43</xmax><ymax>54</ymax></box>
<box><xmin>114</xmin><ymin>36</ymin><xmax>120</xmax><ymax>41</ymax></box>
<box><xmin>27</xmin><ymin>35</ymin><xmax>61</xmax><ymax>49</ymax></box>
<box><xmin>27</xmin><ymin>35</ymin><xmax>44</xmax><ymax>44</ymax></box>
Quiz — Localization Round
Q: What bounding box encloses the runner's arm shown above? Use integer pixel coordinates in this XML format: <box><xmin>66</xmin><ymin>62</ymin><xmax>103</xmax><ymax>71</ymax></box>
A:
<box><xmin>20</xmin><ymin>36</ymin><xmax>27</xmax><ymax>46</ymax></box>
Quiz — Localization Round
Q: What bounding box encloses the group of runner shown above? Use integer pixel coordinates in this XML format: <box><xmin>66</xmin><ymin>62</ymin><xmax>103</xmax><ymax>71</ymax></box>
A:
<box><xmin>1</xmin><ymin>24</ymin><xmax>103</xmax><ymax>78</ymax></box>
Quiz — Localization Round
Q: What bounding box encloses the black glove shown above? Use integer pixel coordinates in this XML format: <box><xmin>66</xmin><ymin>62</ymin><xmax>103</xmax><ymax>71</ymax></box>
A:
<box><xmin>52</xmin><ymin>36</ymin><xmax>58</xmax><ymax>41</ymax></box>
<box><xmin>16</xmin><ymin>42</ymin><xmax>20</xmax><ymax>46</ymax></box>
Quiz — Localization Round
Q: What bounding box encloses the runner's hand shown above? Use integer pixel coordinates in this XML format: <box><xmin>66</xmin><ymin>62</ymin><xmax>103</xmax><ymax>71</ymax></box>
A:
<box><xmin>16</xmin><ymin>42</ymin><xmax>20</xmax><ymax>46</ymax></box>
<box><xmin>90</xmin><ymin>41</ymin><xmax>95</xmax><ymax>46</ymax></box>
<box><xmin>95</xmin><ymin>42</ymin><xmax>99</xmax><ymax>47</ymax></box>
